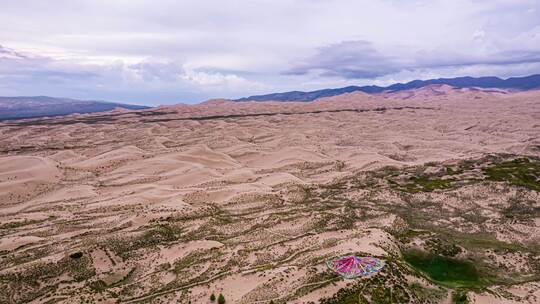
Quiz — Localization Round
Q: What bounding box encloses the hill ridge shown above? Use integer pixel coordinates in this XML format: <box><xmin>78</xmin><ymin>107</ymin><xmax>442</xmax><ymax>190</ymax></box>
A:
<box><xmin>235</xmin><ymin>74</ymin><xmax>540</xmax><ymax>102</ymax></box>
<box><xmin>0</xmin><ymin>96</ymin><xmax>150</xmax><ymax>120</ymax></box>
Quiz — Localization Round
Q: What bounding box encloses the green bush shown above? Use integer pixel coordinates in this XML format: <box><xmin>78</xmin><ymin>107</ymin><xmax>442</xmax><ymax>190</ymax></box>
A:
<box><xmin>218</xmin><ymin>294</ymin><xmax>225</xmax><ymax>304</ymax></box>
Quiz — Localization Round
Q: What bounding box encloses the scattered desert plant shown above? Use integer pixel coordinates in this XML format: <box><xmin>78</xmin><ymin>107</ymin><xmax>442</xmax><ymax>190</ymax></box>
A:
<box><xmin>217</xmin><ymin>294</ymin><xmax>225</xmax><ymax>304</ymax></box>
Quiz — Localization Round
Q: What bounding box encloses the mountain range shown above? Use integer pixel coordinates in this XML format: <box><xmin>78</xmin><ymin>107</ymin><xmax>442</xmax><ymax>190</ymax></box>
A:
<box><xmin>235</xmin><ymin>74</ymin><xmax>540</xmax><ymax>102</ymax></box>
<box><xmin>0</xmin><ymin>96</ymin><xmax>149</xmax><ymax>120</ymax></box>
<box><xmin>2</xmin><ymin>74</ymin><xmax>540</xmax><ymax>120</ymax></box>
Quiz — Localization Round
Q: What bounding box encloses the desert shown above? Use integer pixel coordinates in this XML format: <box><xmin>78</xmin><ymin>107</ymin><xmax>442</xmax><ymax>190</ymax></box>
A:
<box><xmin>0</xmin><ymin>86</ymin><xmax>539</xmax><ymax>303</ymax></box>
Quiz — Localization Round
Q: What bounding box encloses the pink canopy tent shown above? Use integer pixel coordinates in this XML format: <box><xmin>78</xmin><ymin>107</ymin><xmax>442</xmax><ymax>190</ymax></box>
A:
<box><xmin>327</xmin><ymin>255</ymin><xmax>385</xmax><ymax>279</ymax></box>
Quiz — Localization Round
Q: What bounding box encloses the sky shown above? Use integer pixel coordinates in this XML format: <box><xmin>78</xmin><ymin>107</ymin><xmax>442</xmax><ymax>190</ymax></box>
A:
<box><xmin>1</xmin><ymin>0</ymin><xmax>540</xmax><ymax>106</ymax></box>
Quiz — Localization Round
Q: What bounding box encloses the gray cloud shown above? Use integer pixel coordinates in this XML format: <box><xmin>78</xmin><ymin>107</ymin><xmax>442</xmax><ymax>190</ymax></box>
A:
<box><xmin>0</xmin><ymin>45</ymin><xmax>262</xmax><ymax>105</ymax></box>
<box><xmin>286</xmin><ymin>41</ymin><xmax>401</xmax><ymax>78</ymax></box>
<box><xmin>0</xmin><ymin>45</ymin><xmax>99</xmax><ymax>82</ymax></box>
<box><xmin>287</xmin><ymin>39</ymin><xmax>540</xmax><ymax>80</ymax></box>
<box><xmin>0</xmin><ymin>45</ymin><xmax>28</xmax><ymax>59</ymax></box>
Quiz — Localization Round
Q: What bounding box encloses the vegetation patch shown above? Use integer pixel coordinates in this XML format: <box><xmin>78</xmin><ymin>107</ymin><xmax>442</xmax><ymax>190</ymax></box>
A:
<box><xmin>395</xmin><ymin>175</ymin><xmax>453</xmax><ymax>193</ymax></box>
<box><xmin>434</xmin><ymin>230</ymin><xmax>531</xmax><ymax>254</ymax></box>
<box><xmin>0</xmin><ymin>253</ymin><xmax>95</xmax><ymax>302</ymax></box>
<box><xmin>384</xmin><ymin>155</ymin><xmax>540</xmax><ymax>193</ymax></box>
<box><xmin>451</xmin><ymin>289</ymin><xmax>469</xmax><ymax>304</ymax></box>
<box><xmin>482</xmin><ymin>157</ymin><xmax>540</xmax><ymax>191</ymax></box>
<box><xmin>106</xmin><ymin>224</ymin><xmax>183</xmax><ymax>258</ymax></box>
<box><xmin>502</xmin><ymin>199</ymin><xmax>540</xmax><ymax>222</ymax></box>
<box><xmin>402</xmin><ymin>249</ymin><xmax>481</xmax><ymax>288</ymax></box>
<box><xmin>425</xmin><ymin>238</ymin><xmax>462</xmax><ymax>257</ymax></box>
<box><xmin>69</xmin><ymin>251</ymin><xmax>83</xmax><ymax>259</ymax></box>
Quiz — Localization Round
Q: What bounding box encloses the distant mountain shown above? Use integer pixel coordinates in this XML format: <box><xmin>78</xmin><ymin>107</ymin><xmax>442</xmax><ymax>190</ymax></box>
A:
<box><xmin>235</xmin><ymin>74</ymin><xmax>540</xmax><ymax>102</ymax></box>
<box><xmin>0</xmin><ymin>96</ymin><xmax>150</xmax><ymax>120</ymax></box>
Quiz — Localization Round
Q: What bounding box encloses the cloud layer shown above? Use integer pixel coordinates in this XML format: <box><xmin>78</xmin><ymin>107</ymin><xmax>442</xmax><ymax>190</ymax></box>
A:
<box><xmin>1</xmin><ymin>0</ymin><xmax>539</xmax><ymax>104</ymax></box>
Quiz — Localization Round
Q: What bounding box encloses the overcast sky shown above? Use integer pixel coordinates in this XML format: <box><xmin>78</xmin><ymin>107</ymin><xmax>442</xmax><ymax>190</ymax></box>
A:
<box><xmin>1</xmin><ymin>0</ymin><xmax>540</xmax><ymax>105</ymax></box>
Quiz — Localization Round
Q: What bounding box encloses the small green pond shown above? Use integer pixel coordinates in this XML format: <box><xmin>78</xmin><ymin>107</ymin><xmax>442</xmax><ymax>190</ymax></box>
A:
<box><xmin>403</xmin><ymin>250</ymin><xmax>481</xmax><ymax>288</ymax></box>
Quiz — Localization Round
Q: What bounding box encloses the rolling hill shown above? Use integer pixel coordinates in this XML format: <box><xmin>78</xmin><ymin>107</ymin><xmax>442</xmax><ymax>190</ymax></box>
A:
<box><xmin>0</xmin><ymin>96</ymin><xmax>150</xmax><ymax>120</ymax></box>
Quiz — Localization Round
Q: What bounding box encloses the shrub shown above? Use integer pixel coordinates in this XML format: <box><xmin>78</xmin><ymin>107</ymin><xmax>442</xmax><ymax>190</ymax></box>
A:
<box><xmin>218</xmin><ymin>294</ymin><xmax>225</xmax><ymax>304</ymax></box>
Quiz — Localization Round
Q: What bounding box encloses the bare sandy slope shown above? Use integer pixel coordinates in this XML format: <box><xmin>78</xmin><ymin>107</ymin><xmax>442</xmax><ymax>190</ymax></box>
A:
<box><xmin>0</xmin><ymin>86</ymin><xmax>539</xmax><ymax>303</ymax></box>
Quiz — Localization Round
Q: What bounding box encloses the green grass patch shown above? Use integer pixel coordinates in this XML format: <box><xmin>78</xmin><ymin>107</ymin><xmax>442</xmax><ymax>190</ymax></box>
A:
<box><xmin>393</xmin><ymin>175</ymin><xmax>453</xmax><ymax>193</ymax></box>
<box><xmin>439</xmin><ymin>231</ymin><xmax>531</xmax><ymax>254</ymax></box>
<box><xmin>391</xmin><ymin>229</ymin><xmax>431</xmax><ymax>243</ymax></box>
<box><xmin>482</xmin><ymin>157</ymin><xmax>540</xmax><ymax>191</ymax></box>
<box><xmin>384</xmin><ymin>155</ymin><xmax>540</xmax><ymax>193</ymax></box>
<box><xmin>425</xmin><ymin>238</ymin><xmax>462</xmax><ymax>257</ymax></box>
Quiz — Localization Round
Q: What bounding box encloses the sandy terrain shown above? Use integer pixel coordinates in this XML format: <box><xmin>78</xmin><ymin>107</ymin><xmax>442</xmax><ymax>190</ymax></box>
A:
<box><xmin>0</xmin><ymin>85</ymin><xmax>539</xmax><ymax>303</ymax></box>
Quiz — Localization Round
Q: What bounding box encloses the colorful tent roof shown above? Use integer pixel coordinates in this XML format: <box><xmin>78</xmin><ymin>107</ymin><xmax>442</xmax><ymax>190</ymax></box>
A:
<box><xmin>327</xmin><ymin>255</ymin><xmax>385</xmax><ymax>279</ymax></box>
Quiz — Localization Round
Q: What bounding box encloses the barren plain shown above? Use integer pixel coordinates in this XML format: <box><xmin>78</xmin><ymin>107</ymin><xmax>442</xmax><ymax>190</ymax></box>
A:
<box><xmin>0</xmin><ymin>85</ymin><xmax>539</xmax><ymax>303</ymax></box>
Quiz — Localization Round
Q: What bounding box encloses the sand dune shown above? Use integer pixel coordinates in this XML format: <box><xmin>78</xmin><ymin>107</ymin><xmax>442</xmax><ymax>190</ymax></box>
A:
<box><xmin>71</xmin><ymin>145</ymin><xmax>146</xmax><ymax>172</ymax></box>
<box><xmin>0</xmin><ymin>87</ymin><xmax>539</xmax><ymax>303</ymax></box>
<box><xmin>169</xmin><ymin>145</ymin><xmax>240</xmax><ymax>169</ymax></box>
<box><xmin>240</xmin><ymin>147</ymin><xmax>328</xmax><ymax>168</ymax></box>
<box><xmin>0</xmin><ymin>156</ymin><xmax>60</xmax><ymax>206</ymax></box>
